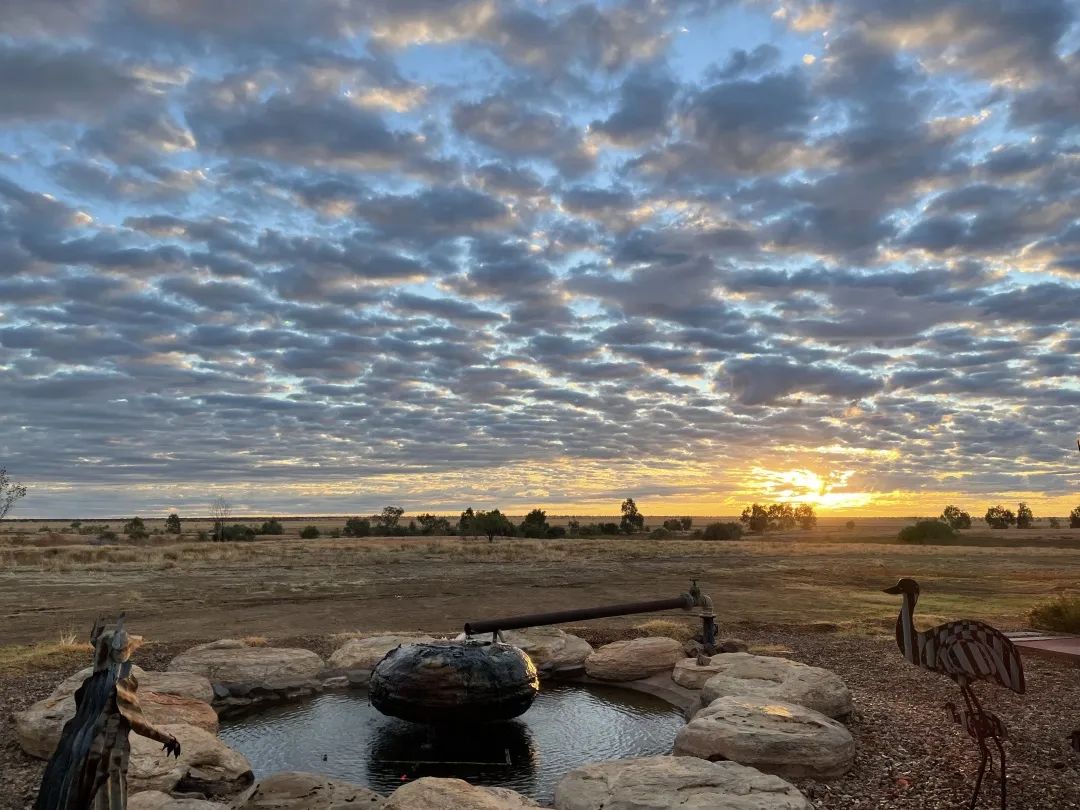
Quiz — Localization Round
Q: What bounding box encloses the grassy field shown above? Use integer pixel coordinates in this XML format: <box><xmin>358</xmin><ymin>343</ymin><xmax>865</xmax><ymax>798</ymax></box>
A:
<box><xmin>3</xmin><ymin>518</ymin><xmax>1080</xmax><ymax>647</ymax></box>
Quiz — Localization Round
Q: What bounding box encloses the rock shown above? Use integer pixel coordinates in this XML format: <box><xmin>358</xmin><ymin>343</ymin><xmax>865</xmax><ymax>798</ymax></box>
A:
<box><xmin>54</xmin><ymin>666</ymin><xmax>215</xmax><ymax>704</ymax></box>
<box><xmin>554</xmin><ymin>755</ymin><xmax>811</xmax><ymax>810</ymax></box>
<box><xmin>719</xmin><ymin>638</ymin><xmax>749</xmax><ymax>653</ymax></box>
<box><xmin>128</xmin><ymin>791</ymin><xmax>222</xmax><ymax>809</ymax></box>
<box><xmin>168</xmin><ymin>642</ymin><xmax>324</xmax><ymax>713</ymax></box>
<box><xmin>370</xmin><ymin>641</ymin><xmax>538</xmax><ymax>723</ymax></box>
<box><xmin>497</xmin><ymin>628</ymin><xmax>593</xmax><ymax>676</ymax></box>
<box><xmin>15</xmin><ymin>690</ymin><xmax>218</xmax><ymax>760</ymax></box>
<box><xmin>328</xmin><ymin>634</ymin><xmax>438</xmax><ymax>671</ymax></box>
<box><xmin>383</xmin><ymin>778</ymin><xmax>538</xmax><ymax>809</ymax></box>
<box><xmin>234</xmin><ymin>771</ymin><xmax>383</xmax><ymax>808</ymax></box>
<box><xmin>128</xmin><ymin>723</ymin><xmax>253</xmax><ymax>796</ymax></box>
<box><xmin>674</xmin><ymin>697</ymin><xmax>855</xmax><ymax>780</ymax></box>
<box><xmin>584</xmin><ymin>637</ymin><xmax>684</xmax><ymax>682</ymax></box>
<box><xmin>698</xmin><ymin>653</ymin><xmax>853</xmax><ymax>719</ymax></box>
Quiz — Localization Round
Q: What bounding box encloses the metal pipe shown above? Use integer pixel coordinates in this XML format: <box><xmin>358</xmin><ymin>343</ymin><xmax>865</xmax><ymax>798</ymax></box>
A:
<box><xmin>464</xmin><ymin>593</ymin><xmax>694</xmax><ymax>636</ymax></box>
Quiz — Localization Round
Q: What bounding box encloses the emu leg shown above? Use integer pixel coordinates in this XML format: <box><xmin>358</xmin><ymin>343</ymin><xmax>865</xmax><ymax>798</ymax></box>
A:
<box><xmin>970</xmin><ymin>741</ymin><xmax>990</xmax><ymax>810</ymax></box>
<box><xmin>993</xmin><ymin>736</ymin><xmax>1007</xmax><ymax>810</ymax></box>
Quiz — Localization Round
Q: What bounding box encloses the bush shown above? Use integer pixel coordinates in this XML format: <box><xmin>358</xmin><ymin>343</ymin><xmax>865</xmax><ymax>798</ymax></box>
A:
<box><xmin>260</xmin><ymin>519</ymin><xmax>284</xmax><ymax>535</ymax></box>
<box><xmin>164</xmin><ymin>513</ymin><xmax>181</xmax><ymax>534</ymax></box>
<box><xmin>96</xmin><ymin>530</ymin><xmax>119</xmax><ymax>544</ymax></box>
<box><xmin>898</xmin><ymin>520</ymin><xmax>956</xmax><ymax>544</ymax></box>
<box><xmin>196</xmin><ymin>530</ymin><xmax>209</xmax><ymax>542</ymax></box>
<box><xmin>123</xmin><ymin>517</ymin><xmax>148</xmax><ymax>540</ymax></box>
<box><xmin>1049</xmin><ymin>517</ymin><xmax>1061</xmax><ymax>529</ymax></box>
<box><xmin>1029</xmin><ymin>595</ymin><xmax>1080</xmax><ymax>633</ymax></box>
<box><xmin>299</xmin><ymin>525</ymin><xmax>320</xmax><ymax>539</ymax></box>
<box><xmin>662</xmin><ymin>518</ymin><xmax>683</xmax><ymax>531</ymax></box>
<box><xmin>649</xmin><ymin>527</ymin><xmax>673</xmax><ymax>540</ymax></box>
<box><xmin>702</xmin><ymin>522</ymin><xmax>743</xmax><ymax>541</ymax></box>
<box><xmin>220</xmin><ymin>524</ymin><xmax>256</xmax><ymax>541</ymax></box>
<box><xmin>546</xmin><ymin>525</ymin><xmax>566</xmax><ymax>539</ymax></box>
<box><xmin>342</xmin><ymin>517</ymin><xmax>370</xmax><ymax>537</ymax></box>
<box><xmin>845</xmin><ymin>520</ymin><xmax>855</xmax><ymax>530</ymax></box>
<box><xmin>941</xmin><ymin>505</ymin><xmax>972</xmax><ymax>530</ymax></box>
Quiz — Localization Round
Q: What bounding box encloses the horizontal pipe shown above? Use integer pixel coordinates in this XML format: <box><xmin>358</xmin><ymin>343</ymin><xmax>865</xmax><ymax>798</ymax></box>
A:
<box><xmin>464</xmin><ymin>594</ymin><xmax>694</xmax><ymax>636</ymax></box>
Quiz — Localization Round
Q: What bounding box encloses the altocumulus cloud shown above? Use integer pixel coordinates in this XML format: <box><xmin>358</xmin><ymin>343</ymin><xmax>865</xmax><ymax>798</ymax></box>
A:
<box><xmin>0</xmin><ymin>0</ymin><xmax>1078</xmax><ymax>516</ymax></box>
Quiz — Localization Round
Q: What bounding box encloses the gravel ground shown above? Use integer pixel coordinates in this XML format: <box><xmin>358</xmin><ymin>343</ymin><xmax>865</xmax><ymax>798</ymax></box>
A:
<box><xmin>3</xmin><ymin>630</ymin><xmax>1078</xmax><ymax>809</ymax></box>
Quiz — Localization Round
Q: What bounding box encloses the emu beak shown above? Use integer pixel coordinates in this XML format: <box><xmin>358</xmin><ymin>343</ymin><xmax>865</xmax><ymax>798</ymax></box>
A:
<box><xmin>883</xmin><ymin>584</ymin><xmax>903</xmax><ymax>594</ymax></box>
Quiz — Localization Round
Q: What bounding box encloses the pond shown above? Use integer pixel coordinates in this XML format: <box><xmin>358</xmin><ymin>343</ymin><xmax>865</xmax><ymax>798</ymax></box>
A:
<box><xmin>219</xmin><ymin>683</ymin><xmax>685</xmax><ymax>803</ymax></box>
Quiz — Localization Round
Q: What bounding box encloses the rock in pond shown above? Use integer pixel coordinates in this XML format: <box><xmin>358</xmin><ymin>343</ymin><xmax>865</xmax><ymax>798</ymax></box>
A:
<box><xmin>168</xmin><ymin>641</ymin><xmax>324</xmax><ymax>714</ymax></box>
<box><xmin>698</xmin><ymin>653</ymin><xmax>853</xmax><ymax>719</ymax></box>
<box><xmin>328</xmin><ymin>633</ymin><xmax>439</xmax><ymax>671</ymax></box>
<box><xmin>383</xmin><ymin>777</ymin><xmax>538</xmax><ymax>809</ymax></box>
<box><xmin>128</xmin><ymin>722</ymin><xmax>253</xmax><ymax>796</ymax></box>
<box><xmin>370</xmin><ymin>641</ymin><xmax>538</xmax><ymax>723</ymax></box>
<box><xmin>674</xmin><ymin>696</ymin><xmax>854</xmax><ymax>780</ymax></box>
<box><xmin>554</xmin><ymin>755</ymin><xmax>811</xmax><ymax>810</ymax></box>
<box><xmin>584</xmin><ymin>637</ymin><xmax>684</xmax><ymax>682</ymax></box>
<box><xmin>234</xmin><ymin>771</ymin><xmax>384</xmax><ymax>808</ymax></box>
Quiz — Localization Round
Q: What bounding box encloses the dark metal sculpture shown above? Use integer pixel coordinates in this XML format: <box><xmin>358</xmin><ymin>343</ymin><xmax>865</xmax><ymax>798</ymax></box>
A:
<box><xmin>35</xmin><ymin>616</ymin><xmax>181</xmax><ymax>810</ymax></box>
<box><xmin>369</xmin><ymin>641</ymin><xmax>539</xmax><ymax>724</ymax></box>
<box><xmin>465</xmin><ymin>580</ymin><xmax>718</xmax><ymax>655</ymax></box>
<box><xmin>884</xmin><ymin>578</ymin><xmax>1025</xmax><ymax>809</ymax></box>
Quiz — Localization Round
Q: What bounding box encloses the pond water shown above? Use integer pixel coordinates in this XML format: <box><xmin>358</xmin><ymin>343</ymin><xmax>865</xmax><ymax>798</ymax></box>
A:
<box><xmin>219</xmin><ymin>683</ymin><xmax>685</xmax><ymax>803</ymax></box>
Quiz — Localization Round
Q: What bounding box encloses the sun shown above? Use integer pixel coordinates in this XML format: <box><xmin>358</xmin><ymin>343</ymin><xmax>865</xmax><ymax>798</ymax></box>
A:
<box><xmin>748</xmin><ymin>467</ymin><xmax>873</xmax><ymax>510</ymax></box>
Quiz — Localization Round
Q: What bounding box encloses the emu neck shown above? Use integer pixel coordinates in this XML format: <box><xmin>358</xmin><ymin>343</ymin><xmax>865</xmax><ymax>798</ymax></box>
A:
<box><xmin>897</xmin><ymin>591</ymin><xmax>918</xmax><ymax>663</ymax></box>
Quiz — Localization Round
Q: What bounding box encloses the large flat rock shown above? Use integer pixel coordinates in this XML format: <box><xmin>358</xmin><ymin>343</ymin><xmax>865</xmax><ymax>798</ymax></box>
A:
<box><xmin>128</xmin><ymin>792</ymin><xmax>222</xmax><ymax>810</ymax></box>
<box><xmin>674</xmin><ymin>697</ymin><xmax>855</xmax><ymax>780</ymax></box>
<box><xmin>584</xmin><ymin>637</ymin><xmax>684</xmax><ymax>682</ymax></box>
<box><xmin>328</xmin><ymin>634</ymin><xmax>438</xmax><ymax>671</ymax></box>
<box><xmin>554</xmin><ymin>755</ymin><xmax>812</xmax><ymax>810</ymax></box>
<box><xmin>128</xmin><ymin>722</ymin><xmax>253</xmax><ymax>797</ymax></box>
<box><xmin>15</xmin><ymin>690</ymin><xmax>218</xmax><ymax>760</ymax></box>
<box><xmin>54</xmin><ymin>666</ymin><xmax>214</xmax><ymax>704</ymax></box>
<box><xmin>697</xmin><ymin>653</ymin><xmax>853</xmax><ymax>719</ymax></box>
<box><xmin>383</xmin><ymin>778</ymin><xmax>538</xmax><ymax>809</ymax></box>
<box><xmin>234</xmin><ymin>771</ymin><xmax>384</xmax><ymax>809</ymax></box>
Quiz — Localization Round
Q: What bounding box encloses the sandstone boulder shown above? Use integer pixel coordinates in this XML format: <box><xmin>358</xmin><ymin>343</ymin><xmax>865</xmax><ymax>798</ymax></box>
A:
<box><xmin>54</xmin><ymin>666</ymin><xmax>215</xmax><ymax>704</ymax></box>
<box><xmin>128</xmin><ymin>723</ymin><xmax>253</xmax><ymax>796</ymax></box>
<box><xmin>674</xmin><ymin>697</ymin><xmax>854</xmax><ymax>780</ymax></box>
<box><xmin>698</xmin><ymin>653</ymin><xmax>852</xmax><ymax>719</ymax></box>
<box><xmin>15</xmin><ymin>690</ymin><xmax>218</xmax><ymax>760</ymax></box>
<box><xmin>584</xmin><ymin>637</ymin><xmax>684</xmax><ymax>682</ymax></box>
<box><xmin>234</xmin><ymin>771</ymin><xmax>383</xmax><ymax>809</ymax></box>
<box><xmin>328</xmin><ymin>634</ymin><xmax>438</xmax><ymax>671</ymax></box>
<box><xmin>383</xmin><ymin>778</ymin><xmax>538</xmax><ymax>809</ymax></box>
<box><xmin>128</xmin><ymin>791</ymin><xmax>222</xmax><ymax>810</ymax></box>
<box><xmin>498</xmin><ymin>628</ymin><xmax>593</xmax><ymax>675</ymax></box>
<box><xmin>554</xmin><ymin>755</ymin><xmax>811</xmax><ymax>810</ymax></box>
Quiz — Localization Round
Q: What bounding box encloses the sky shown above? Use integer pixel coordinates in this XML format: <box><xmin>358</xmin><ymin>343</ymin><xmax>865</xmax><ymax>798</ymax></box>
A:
<box><xmin>1</xmin><ymin>0</ymin><xmax>1079</xmax><ymax>519</ymax></box>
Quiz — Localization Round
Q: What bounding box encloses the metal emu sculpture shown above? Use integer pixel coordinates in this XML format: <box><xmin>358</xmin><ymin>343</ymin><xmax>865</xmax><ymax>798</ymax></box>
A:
<box><xmin>35</xmin><ymin>616</ymin><xmax>181</xmax><ymax>810</ymax></box>
<box><xmin>884</xmin><ymin>578</ymin><xmax>1025</xmax><ymax>810</ymax></box>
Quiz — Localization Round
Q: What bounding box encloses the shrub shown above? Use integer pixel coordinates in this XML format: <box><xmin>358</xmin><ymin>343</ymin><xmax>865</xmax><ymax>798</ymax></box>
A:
<box><xmin>123</xmin><ymin>517</ymin><xmax>148</xmax><ymax>540</ymax></box>
<box><xmin>221</xmin><ymin>524</ymin><xmax>256</xmax><ymax>541</ymax></box>
<box><xmin>940</xmin><ymin>505</ymin><xmax>972</xmax><ymax>530</ymax></box>
<box><xmin>662</xmin><ymin>518</ymin><xmax>683</xmax><ymax>531</ymax></box>
<box><xmin>984</xmin><ymin>505</ymin><xmax>1016</xmax><ymax>529</ymax></box>
<box><xmin>546</xmin><ymin>525</ymin><xmax>566</xmax><ymax>539</ymax></box>
<box><xmin>417</xmin><ymin>514</ymin><xmax>452</xmax><ymax>535</ymax></box>
<box><xmin>96</xmin><ymin>530</ymin><xmax>119</xmax><ymax>544</ymax></box>
<box><xmin>1029</xmin><ymin>595</ymin><xmax>1080</xmax><ymax>633</ymax></box>
<box><xmin>260</xmin><ymin>519</ymin><xmax>284</xmax><ymax>535</ymax></box>
<box><xmin>898</xmin><ymin>520</ymin><xmax>956</xmax><ymax>544</ymax></box>
<box><xmin>342</xmin><ymin>517</ymin><xmax>370</xmax><ymax>537</ymax></box>
<box><xmin>702</xmin><ymin>521</ymin><xmax>743</xmax><ymax>541</ymax></box>
<box><xmin>299</xmin><ymin>525</ymin><xmax>320</xmax><ymax>539</ymax></box>
<box><xmin>845</xmin><ymin>520</ymin><xmax>855</xmax><ymax>530</ymax></box>
<box><xmin>649</xmin><ymin>527</ymin><xmax>673</xmax><ymax>540</ymax></box>
<box><xmin>680</xmin><ymin>517</ymin><xmax>693</xmax><ymax>530</ymax></box>
<box><xmin>164</xmin><ymin>513</ymin><xmax>181</xmax><ymax>534</ymax></box>
<box><xmin>1049</xmin><ymin>517</ymin><xmax>1061</xmax><ymax>529</ymax></box>
<box><xmin>196</xmin><ymin>530</ymin><xmax>209</xmax><ymax>542</ymax></box>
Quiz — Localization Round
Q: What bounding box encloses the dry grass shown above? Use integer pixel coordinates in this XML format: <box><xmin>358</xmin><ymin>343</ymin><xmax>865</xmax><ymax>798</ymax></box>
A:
<box><xmin>633</xmin><ymin>618</ymin><xmax>699</xmax><ymax>642</ymax></box>
<box><xmin>1028</xmin><ymin>594</ymin><xmax>1080</xmax><ymax>633</ymax></box>
<box><xmin>0</xmin><ymin>638</ymin><xmax>92</xmax><ymax>675</ymax></box>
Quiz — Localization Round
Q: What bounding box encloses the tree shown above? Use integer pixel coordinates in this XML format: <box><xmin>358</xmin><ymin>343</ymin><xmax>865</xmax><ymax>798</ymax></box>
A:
<box><xmin>767</xmin><ymin>503</ymin><xmax>796</xmax><ymax>531</ymax></box>
<box><xmin>620</xmin><ymin>498</ymin><xmax>645</xmax><ymax>534</ymax></box>
<box><xmin>940</xmin><ymin>505</ymin><xmax>972</xmax><ymax>531</ymax></box>
<box><xmin>472</xmin><ymin>509</ymin><xmax>514</xmax><ymax>542</ymax></box>
<box><xmin>567</xmin><ymin>518</ymin><xmax>580</xmax><ymax>535</ymax></box>
<box><xmin>702</xmin><ymin>522</ymin><xmax>743</xmax><ymax>541</ymax></box>
<box><xmin>342</xmin><ymin>517</ymin><xmax>370</xmax><ymax>537</ymax></box>
<box><xmin>794</xmin><ymin>503</ymin><xmax>817</xmax><ymax>530</ymax></box>
<box><xmin>0</xmin><ymin>468</ymin><xmax>27</xmax><ymax>522</ymax></box>
<box><xmin>1070</xmin><ymin>506</ymin><xmax>1080</xmax><ymax>529</ymax></box>
<box><xmin>984</xmin><ymin>505</ymin><xmax>1016</xmax><ymax>529</ymax></box>
<box><xmin>458</xmin><ymin>508</ymin><xmax>476</xmax><ymax>537</ymax></box>
<box><xmin>1016</xmin><ymin>502</ymin><xmax>1034</xmax><ymax>529</ymax></box>
<box><xmin>679</xmin><ymin>517</ymin><xmax>693</xmax><ymax>531</ymax></box>
<box><xmin>899</xmin><ymin>520</ymin><xmax>956</xmax><ymax>544</ymax></box>
<box><xmin>417</xmin><ymin>514</ymin><xmax>452</xmax><ymax>535</ymax></box>
<box><xmin>260</xmin><ymin>518</ymin><xmax>284</xmax><ymax>535</ymax></box>
<box><xmin>374</xmin><ymin>506</ymin><xmax>404</xmax><ymax>534</ymax></box>
<box><xmin>209</xmin><ymin>496</ymin><xmax>231</xmax><ymax>542</ymax></box>
<box><xmin>164</xmin><ymin>513</ymin><xmax>181</xmax><ymax>534</ymax></box>
<box><xmin>123</xmin><ymin>517</ymin><xmax>147</xmax><ymax>539</ymax></box>
<box><xmin>519</xmin><ymin>508</ymin><xmax>550</xmax><ymax>538</ymax></box>
<box><xmin>299</xmin><ymin>525</ymin><xmax>320</xmax><ymax>539</ymax></box>
<box><xmin>740</xmin><ymin>504</ymin><xmax>769</xmax><ymax>533</ymax></box>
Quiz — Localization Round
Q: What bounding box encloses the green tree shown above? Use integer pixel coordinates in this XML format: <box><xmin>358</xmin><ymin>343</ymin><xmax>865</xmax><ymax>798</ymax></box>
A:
<box><xmin>299</xmin><ymin>525</ymin><xmax>320</xmax><ymax>539</ymax></box>
<box><xmin>519</xmin><ymin>508</ymin><xmax>550</xmax><ymax>538</ymax></box>
<box><xmin>620</xmin><ymin>498</ymin><xmax>645</xmax><ymax>534</ymax></box>
<box><xmin>458</xmin><ymin>508</ymin><xmax>476</xmax><ymax>537</ymax></box>
<box><xmin>767</xmin><ymin>503</ymin><xmax>796</xmax><ymax>531</ymax></box>
<box><xmin>0</xmin><ymin>468</ymin><xmax>27</xmax><ymax>522</ymax></box>
<box><xmin>374</xmin><ymin>506</ymin><xmax>404</xmax><ymax>534</ymax></box>
<box><xmin>123</xmin><ymin>517</ymin><xmax>147</xmax><ymax>539</ymax></box>
<box><xmin>740</xmin><ymin>504</ymin><xmax>769</xmax><ymax>533</ymax></box>
<box><xmin>473</xmin><ymin>509</ymin><xmax>514</xmax><ymax>542</ymax></box>
<box><xmin>1070</xmin><ymin>506</ymin><xmax>1080</xmax><ymax>529</ymax></box>
<box><xmin>417</xmin><ymin>514</ymin><xmax>452</xmax><ymax>535</ymax></box>
<box><xmin>260</xmin><ymin>518</ymin><xmax>284</xmax><ymax>535</ymax></box>
<box><xmin>940</xmin><ymin>505</ymin><xmax>972</xmax><ymax>530</ymax></box>
<box><xmin>984</xmin><ymin>505</ymin><xmax>1016</xmax><ymax>529</ymax></box>
<box><xmin>341</xmin><ymin>517</ymin><xmax>369</xmax><ymax>537</ymax></box>
<box><xmin>1016</xmin><ymin>502</ymin><xmax>1034</xmax><ymax>529</ymax></box>
<box><xmin>794</xmin><ymin>503</ymin><xmax>817</xmax><ymax>530</ymax></box>
<box><xmin>164</xmin><ymin>513</ymin><xmax>181</xmax><ymax>534</ymax></box>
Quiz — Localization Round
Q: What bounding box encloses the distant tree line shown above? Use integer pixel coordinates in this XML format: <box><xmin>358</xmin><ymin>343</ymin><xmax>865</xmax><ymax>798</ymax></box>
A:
<box><xmin>738</xmin><ymin>503</ymin><xmax>817</xmax><ymax>533</ymax></box>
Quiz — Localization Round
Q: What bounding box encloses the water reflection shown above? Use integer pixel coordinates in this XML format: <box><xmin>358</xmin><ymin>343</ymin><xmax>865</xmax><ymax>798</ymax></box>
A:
<box><xmin>219</xmin><ymin>683</ymin><xmax>684</xmax><ymax>803</ymax></box>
